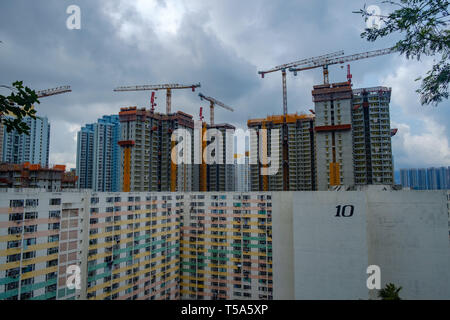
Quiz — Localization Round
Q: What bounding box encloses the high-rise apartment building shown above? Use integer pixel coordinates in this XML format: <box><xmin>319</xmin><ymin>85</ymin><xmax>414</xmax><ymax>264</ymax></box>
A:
<box><xmin>235</xmin><ymin>155</ymin><xmax>250</xmax><ymax>192</ymax></box>
<box><xmin>180</xmin><ymin>193</ymin><xmax>273</xmax><ymax>300</ymax></box>
<box><xmin>400</xmin><ymin>169</ymin><xmax>409</xmax><ymax>188</ymax></box>
<box><xmin>400</xmin><ymin>167</ymin><xmax>450</xmax><ymax>190</ymax></box>
<box><xmin>417</xmin><ymin>168</ymin><xmax>427</xmax><ymax>190</ymax></box>
<box><xmin>0</xmin><ymin>192</ymin><xmax>84</xmax><ymax>300</ymax></box>
<box><xmin>1</xmin><ymin>116</ymin><xmax>50</xmax><ymax>167</ymax></box>
<box><xmin>1</xmin><ymin>188</ymin><xmax>449</xmax><ymax>300</ymax></box>
<box><xmin>438</xmin><ymin>167</ymin><xmax>448</xmax><ymax>190</ymax></box>
<box><xmin>408</xmin><ymin>168</ymin><xmax>419</xmax><ymax>190</ymax></box>
<box><xmin>313</xmin><ymin>83</ymin><xmax>394</xmax><ymax>190</ymax></box>
<box><xmin>351</xmin><ymin>86</ymin><xmax>394</xmax><ymax>186</ymax></box>
<box><xmin>312</xmin><ymin>82</ymin><xmax>354</xmax><ymax>190</ymax></box>
<box><xmin>234</xmin><ymin>135</ymin><xmax>250</xmax><ymax>192</ymax></box>
<box><xmin>0</xmin><ymin>123</ymin><xmax>3</xmax><ymax>162</ymax></box>
<box><xmin>76</xmin><ymin>124</ymin><xmax>94</xmax><ymax>189</ymax></box>
<box><xmin>247</xmin><ymin>114</ymin><xmax>316</xmax><ymax>191</ymax></box>
<box><xmin>206</xmin><ymin>124</ymin><xmax>236</xmax><ymax>192</ymax></box>
<box><xmin>76</xmin><ymin>116</ymin><xmax>121</xmax><ymax>192</ymax></box>
<box><xmin>427</xmin><ymin>167</ymin><xmax>438</xmax><ymax>190</ymax></box>
<box><xmin>118</xmin><ymin>107</ymin><xmax>195</xmax><ymax>192</ymax></box>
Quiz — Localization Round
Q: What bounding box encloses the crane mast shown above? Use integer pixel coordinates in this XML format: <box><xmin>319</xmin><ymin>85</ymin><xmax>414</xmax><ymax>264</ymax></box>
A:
<box><xmin>114</xmin><ymin>83</ymin><xmax>201</xmax><ymax>114</ymax></box>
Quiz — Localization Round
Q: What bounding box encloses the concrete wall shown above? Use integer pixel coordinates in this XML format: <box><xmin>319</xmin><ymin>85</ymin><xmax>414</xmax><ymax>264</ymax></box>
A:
<box><xmin>366</xmin><ymin>190</ymin><xmax>450</xmax><ymax>299</ymax></box>
<box><xmin>291</xmin><ymin>192</ymin><xmax>369</xmax><ymax>300</ymax></box>
<box><xmin>272</xmin><ymin>192</ymin><xmax>294</xmax><ymax>299</ymax></box>
<box><xmin>278</xmin><ymin>189</ymin><xmax>450</xmax><ymax>299</ymax></box>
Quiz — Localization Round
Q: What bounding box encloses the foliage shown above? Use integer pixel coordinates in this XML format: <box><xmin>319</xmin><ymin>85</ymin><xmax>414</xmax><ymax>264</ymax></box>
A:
<box><xmin>0</xmin><ymin>81</ymin><xmax>40</xmax><ymax>135</ymax></box>
<box><xmin>354</xmin><ymin>0</ymin><xmax>449</xmax><ymax>106</ymax></box>
<box><xmin>378</xmin><ymin>283</ymin><xmax>403</xmax><ymax>300</ymax></box>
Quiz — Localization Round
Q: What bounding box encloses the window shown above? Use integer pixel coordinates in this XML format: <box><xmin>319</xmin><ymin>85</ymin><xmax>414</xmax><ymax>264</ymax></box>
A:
<box><xmin>10</xmin><ymin>200</ymin><xmax>24</xmax><ymax>208</ymax></box>
<box><xmin>22</xmin><ymin>251</ymin><xmax>36</xmax><ymax>260</ymax></box>
<box><xmin>9</xmin><ymin>213</ymin><xmax>23</xmax><ymax>221</ymax></box>
<box><xmin>25</xmin><ymin>199</ymin><xmax>39</xmax><ymax>207</ymax></box>
<box><xmin>22</xmin><ymin>264</ymin><xmax>35</xmax><ymax>274</ymax></box>
<box><xmin>49</xmin><ymin>198</ymin><xmax>61</xmax><ymax>206</ymax></box>
<box><xmin>48</xmin><ymin>235</ymin><xmax>59</xmax><ymax>242</ymax></box>
<box><xmin>24</xmin><ymin>238</ymin><xmax>36</xmax><ymax>246</ymax></box>
<box><xmin>48</xmin><ymin>223</ymin><xmax>60</xmax><ymax>230</ymax></box>
<box><xmin>25</xmin><ymin>212</ymin><xmax>38</xmax><ymax>220</ymax></box>
<box><xmin>7</xmin><ymin>254</ymin><xmax>21</xmax><ymax>263</ymax></box>
<box><xmin>8</xmin><ymin>227</ymin><xmax>22</xmax><ymax>235</ymax></box>
<box><xmin>47</xmin><ymin>247</ymin><xmax>59</xmax><ymax>255</ymax></box>
<box><xmin>24</xmin><ymin>225</ymin><xmax>37</xmax><ymax>233</ymax></box>
<box><xmin>7</xmin><ymin>241</ymin><xmax>20</xmax><ymax>249</ymax></box>
<box><xmin>49</xmin><ymin>210</ymin><xmax>61</xmax><ymax>218</ymax></box>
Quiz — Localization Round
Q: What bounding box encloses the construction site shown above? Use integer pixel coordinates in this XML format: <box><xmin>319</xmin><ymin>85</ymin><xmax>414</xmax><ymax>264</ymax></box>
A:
<box><xmin>247</xmin><ymin>47</ymin><xmax>397</xmax><ymax>191</ymax></box>
<box><xmin>102</xmin><ymin>48</ymin><xmax>401</xmax><ymax>193</ymax></box>
<box><xmin>0</xmin><ymin>48</ymin><xmax>400</xmax><ymax>193</ymax></box>
<box><xmin>114</xmin><ymin>83</ymin><xmax>238</xmax><ymax>193</ymax></box>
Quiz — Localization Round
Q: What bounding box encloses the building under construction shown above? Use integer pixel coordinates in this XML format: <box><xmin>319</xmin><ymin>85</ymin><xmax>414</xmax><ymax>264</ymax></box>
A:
<box><xmin>351</xmin><ymin>86</ymin><xmax>394</xmax><ymax>186</ymax></box>
<box><xmin>205</xmin><ymin>123</ymin><xmax>236</xmax><ymax>192</ymax></box>
<box><xmin>247</xmin><ymin>82</ymin><xmax>394</xmax><ymax>191</ymax></box>
<box><xmin>248</xmin><ymin>114</ymin><xmax>316</xmax><ymax>191</ymax></box>
<box><xmin>313</xmin><ymin>82</ymin><xmax>394</xmax><ymax>190</ymax></box>
<box><xmin>118</xmin><ymin>107</ymin><xmax>195</xmax><ymax>192</ymax></box>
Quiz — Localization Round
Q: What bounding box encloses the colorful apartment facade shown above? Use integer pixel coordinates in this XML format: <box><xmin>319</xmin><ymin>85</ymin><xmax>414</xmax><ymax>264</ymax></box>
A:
<box><xmin>0</xmin><ymin>190</ymin><xmax>273</xmax><ymax>300</ymax></box>
<box><xmin>2</xmin><ymin>188</ymin><xmax>448</xmax><ymax>300</ymax></box>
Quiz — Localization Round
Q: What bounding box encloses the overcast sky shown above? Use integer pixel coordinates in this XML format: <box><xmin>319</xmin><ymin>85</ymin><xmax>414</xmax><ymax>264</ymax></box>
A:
<box><xmin>0</xmin><ymin>0</ymin><xmax>449</xmax><ymax>170</ymax></box>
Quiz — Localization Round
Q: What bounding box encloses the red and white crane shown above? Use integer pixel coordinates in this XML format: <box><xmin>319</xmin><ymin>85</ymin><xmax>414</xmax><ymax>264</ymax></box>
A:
<box><xmin>289</xmin><ymin>47</ymin><xmax>397</xmax><ymax>84</ymax></box>
<box><xmin>114</xmin><ymin>83</ymin><xmax>201</xmax><ymax>114</ymax></box>
<box><xmin>258</xmin><ymin>50</ymin><xmax>345</xmax><ymax>116</ymax></box>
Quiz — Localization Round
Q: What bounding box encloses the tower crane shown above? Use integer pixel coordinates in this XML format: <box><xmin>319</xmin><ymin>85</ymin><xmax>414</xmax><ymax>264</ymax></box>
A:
<box><xmin>114</xmin><ymin>83</ymin><xmax>201</xmax><ymax>114</ymax></box>
<box><xmin>198</xmin><ymin>93</ymin><xmax>234</xmax><ymax>126</ymax></box>
<box><xmin>0</xmin><ymin>85</ymin><xmax>72</xmax><ymax>119</ymax></box>
<box><xmin>36</xmin><ymin>86</ymin><xmax>72</xmax><ymax>98</ymax></box>
<box><xmin>289</xmin><ymin>47</ymin><xmax>397</xmax><ymax>84</ymax></box>
<box><xmin>258</xmin><ymin>50</ymin><xmax>344</xmax><ymax>116</ymax></box>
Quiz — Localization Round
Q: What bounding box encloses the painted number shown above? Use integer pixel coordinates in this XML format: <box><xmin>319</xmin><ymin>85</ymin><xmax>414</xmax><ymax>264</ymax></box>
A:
<box><xmin>335</xmin><ymin>205</ymin><xmax>354</xmax><ymax>217</ymax></box>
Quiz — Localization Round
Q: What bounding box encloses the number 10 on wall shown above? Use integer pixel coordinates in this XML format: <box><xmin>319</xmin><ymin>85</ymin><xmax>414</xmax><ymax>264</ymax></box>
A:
<box><xmin>335</xmin><ymin>205</ymin><xmax>355</xmax><ymax>217</ymax></box>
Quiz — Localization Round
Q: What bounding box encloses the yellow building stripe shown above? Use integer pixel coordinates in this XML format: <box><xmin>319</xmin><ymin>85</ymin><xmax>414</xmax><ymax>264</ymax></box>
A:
<box><xmin>21</xmin><ymin>266</ymin><xmax>58</xmax><ymax>280</ymax></box>
<box><xmin>88</xmin><ymin>258</ymin><xmax>179</xmax><ymax>293</ymax></box>
<box><xmin>89</xmin><ymin>222</ymin><xmax>179</xmax><ymax>240</ymax></box>
<box><xmin>21</xmin><ymin>253</ymin><xmax>58</xmax><ymax>266</ymax></box>
<box><xmin>0</xmin><ymin>234</ymin><xmax>22</xmax><ymax>243</ymax></box>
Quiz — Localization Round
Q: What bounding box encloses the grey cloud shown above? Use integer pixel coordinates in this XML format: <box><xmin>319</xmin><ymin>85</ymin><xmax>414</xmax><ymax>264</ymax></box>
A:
<box><xmin>0</xmin><ymin>0</ymin><xmax>448</xmax><ymax>168</ymax></box>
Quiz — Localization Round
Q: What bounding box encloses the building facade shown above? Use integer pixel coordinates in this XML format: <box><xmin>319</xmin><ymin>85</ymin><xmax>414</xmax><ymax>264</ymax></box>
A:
<box><xmin>312</xmin><ymin>83</ymin><xmax>394</xmax><ymax>190</ymax></box>
<box><xmin>2</xmin><ymin>116</ymin><xmax>50</xmax><ymax>167</ymax></box>
<box><xmin>248</xmin><ymin>114</ymin><xmax>316</xmax><ymax>191</ymax></box>
<box><xmin>76</xmin><ymin>116</ymin><xmax>121</xmax><ymax>192</ymax></box>
<box><xmin>206</xmin><ymin>124</ymin><xmax>236</xmax><ymax>192</ymax></box>
<box><xmin>400</xmin><ymin>167</ymin><xmax>450</xmax><ymax>190</ymax></box>
<box><xmin>76</xmin><ymin>124</ymin><xmax>94</xmax><ymax>190</ymax></box>
<box><xmin>0</xmin><ymin>163</ymin><xmax>77</xmax><ymax>191</ymax></box>
<box><xmin>0</xmin><ymin>188</ymin><xmax>449</xmax><ymax>300</ymax></box>
<box><xmin>118</xmin><ymin>107</ymin><xmax>195</xmax><ymax>192</ymax></box>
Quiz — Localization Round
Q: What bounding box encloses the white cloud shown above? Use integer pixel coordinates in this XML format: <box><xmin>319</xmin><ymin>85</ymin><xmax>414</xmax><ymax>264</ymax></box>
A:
<box><xmin>381</xmin><ymin>55</ymin><xmax>450</xmax><ymax>168</ymax></box>
<box><xmin>392</xmin><ymin>117</ymin><xmax>450</xmax><ymax>168</ymax></box>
